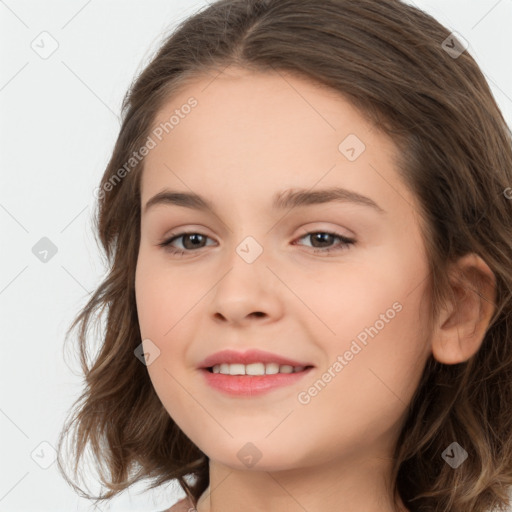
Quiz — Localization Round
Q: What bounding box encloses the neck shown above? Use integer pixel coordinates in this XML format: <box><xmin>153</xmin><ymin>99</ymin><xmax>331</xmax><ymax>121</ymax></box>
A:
<box><xmin>194</xmin><ymin>454</ymin><xmax>409</xmax><ymax>512</ymax></box>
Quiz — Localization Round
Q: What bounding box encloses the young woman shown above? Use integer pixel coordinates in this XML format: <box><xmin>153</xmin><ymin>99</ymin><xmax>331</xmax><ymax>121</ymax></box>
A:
<box><xmin>57</xmin><ymin>1</ymin><xmax>512</xmax><ymax>511</ymax></box>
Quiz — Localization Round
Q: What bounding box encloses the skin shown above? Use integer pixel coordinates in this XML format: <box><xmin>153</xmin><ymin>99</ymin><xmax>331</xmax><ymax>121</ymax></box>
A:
<box><xmin>134</xmin><ymin>65</ymin><xmax>496</xmax><ymax>512</ymax></box>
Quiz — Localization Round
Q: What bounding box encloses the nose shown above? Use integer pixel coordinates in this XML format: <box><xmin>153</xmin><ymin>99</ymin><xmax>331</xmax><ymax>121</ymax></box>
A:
<box><xmin>208</xmin><ymin>248</ymin><xmax>285</xmax><ymax>326</ymax></box>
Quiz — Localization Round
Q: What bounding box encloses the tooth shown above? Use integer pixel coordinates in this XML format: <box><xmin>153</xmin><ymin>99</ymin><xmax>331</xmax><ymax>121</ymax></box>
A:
<box><xmin>246</xmin><ymin>362</ymin><xmax>266</xmax><ymax>375</ymax></box>
<box><xmin>229</xmin><ymin>363</ymin><xmax>246</xmax><ymax>375</ymax></box>
<box><xmin>210</xmin><ymin>362</ymin><xmax>307</xmax><ymax>375</ymax></box>
<box><xmin>265</xmin><ymin>362</ymin><xmax>280</xmax><ymax>374</ymax></box>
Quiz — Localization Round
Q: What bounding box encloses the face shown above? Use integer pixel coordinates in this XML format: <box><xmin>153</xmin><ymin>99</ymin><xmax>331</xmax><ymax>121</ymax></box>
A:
<box><xmin>135</xmin><ymin>66</ymin><xmax>433</xmax><ymax>472</ymax></box>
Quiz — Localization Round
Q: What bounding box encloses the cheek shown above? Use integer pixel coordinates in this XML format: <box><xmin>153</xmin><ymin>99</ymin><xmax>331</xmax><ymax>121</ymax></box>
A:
<box><xmin>295</xmin><ymin>283</ymin><xmax>429</xmax><ymax>459</ymax></box>
<box><xmin>135</xmin><ymin>252</ymin><xmax>198</xmax><ymax>337</ymax></box>
<box><xmin>290</xmin><ymin>260</ymin><xmax>402</xmax><ymax>343</ymax></box>
<box><xmin>135</xmin><ymin>255</ymin><xmax>202</xmax><ymax>398</ymax></box>
<box><xmin>305</xmin><ymin>250</ymin><xmax>430</xmax><ymax>392</ymax></box>
<box><xmin>330</xmin><ymin>274</ymin><xmax>429</xmax><ymax>404</ymax></box>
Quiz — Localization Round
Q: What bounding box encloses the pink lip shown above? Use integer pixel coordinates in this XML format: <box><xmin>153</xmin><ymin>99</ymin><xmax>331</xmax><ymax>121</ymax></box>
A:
<box><xmin>197</xmin><ymin>349</ymin><xmax>313</xmax><ymax>369</ymax></box>
<box><xmin>200</xmin><ymin>367</ymin><xmax>314</xmax><ymax>396</ymax></box>
<box><xmin>197</xmin><ymin>349</ymin><xmax>315</xmax><ymax>397</ymax></box>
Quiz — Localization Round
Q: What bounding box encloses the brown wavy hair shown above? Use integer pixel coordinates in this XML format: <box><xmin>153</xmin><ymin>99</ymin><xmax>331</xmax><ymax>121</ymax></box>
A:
<box><xmin>56</xmin><ymin>0</ymin><xmax>512</xmax><ymax>510</ymax></box>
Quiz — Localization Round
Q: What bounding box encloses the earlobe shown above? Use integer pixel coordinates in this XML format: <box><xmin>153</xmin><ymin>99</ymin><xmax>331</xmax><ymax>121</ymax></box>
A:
<box><xmin>431</xmin><ymin>253</ymin><xmax>497</xmax><ymax>365</ymax></box>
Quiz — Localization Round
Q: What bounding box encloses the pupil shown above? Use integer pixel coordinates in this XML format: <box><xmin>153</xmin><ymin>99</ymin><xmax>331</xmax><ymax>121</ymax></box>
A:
<box><xmin>185</xmin><ymin>234</ymin><xmax>204</xmax><ymax>249</ymax></box>
<box><xmin>183</xmin><ymin>233</ymin><xmax>333</xmax><ymax>250</ymax></box>
<box><xmin>313</xmin><ymin>233</ymin><xmax>332</xmax><ymax>247</ymax></box>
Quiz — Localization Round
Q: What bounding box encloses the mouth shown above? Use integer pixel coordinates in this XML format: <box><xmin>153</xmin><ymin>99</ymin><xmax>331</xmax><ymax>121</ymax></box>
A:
<box><xmin>198</xmin><ymin>349</ymin><xmax>314</xmax><ymax>372</ymax></box>
<box><xmin>197</xmin><ymin>349</ymin><xmax>315</xmax><ymax>396</ymax></box>
<box><xmin>200</xmin><ymin>364</ymin><xmax>315</xmax><ymax>396</ymax></box>
<box><xmin>204</xmin><ymin>363</ymin><xmax>315</xmax><ymax>375</ymax></box>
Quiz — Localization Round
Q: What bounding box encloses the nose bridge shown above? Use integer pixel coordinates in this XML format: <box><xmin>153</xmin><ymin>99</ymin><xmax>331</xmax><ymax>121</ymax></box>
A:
<box><xmin>219</xmin><ymin>233</ymin><xmax>269</xmax><ymax>295</ymax></box>
<box><xmin>219</xmin><ymin>202</ymin><xmax>274</xmax><ymax>270</ymax></box>
<box><xmin>209</xmin><ymin>231</ymin><xmax>282</xmax><ymax>323</ymax></box>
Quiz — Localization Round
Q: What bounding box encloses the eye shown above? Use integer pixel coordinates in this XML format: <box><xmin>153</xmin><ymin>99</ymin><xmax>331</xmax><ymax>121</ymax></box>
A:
<box><xmin>293</xmin><ymin>230</ymin><xmax>355</xmax><ymax>255</ymax></box>
<box><xmin>158</xmin><ymin>230</ymin><xmax>356</xmax><ymax>257</ymax></box>
<box><xmin>158</xmin><ymin>232</ymin><xmax>215</xmax><ymax>256</ymax></box>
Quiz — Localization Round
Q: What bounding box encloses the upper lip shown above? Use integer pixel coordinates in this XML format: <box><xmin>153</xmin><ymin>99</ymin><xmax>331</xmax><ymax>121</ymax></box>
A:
<box><xmin>198</xmin><ymin>349</ymin><xmax>314</xmax><ymax>369</ymax></box>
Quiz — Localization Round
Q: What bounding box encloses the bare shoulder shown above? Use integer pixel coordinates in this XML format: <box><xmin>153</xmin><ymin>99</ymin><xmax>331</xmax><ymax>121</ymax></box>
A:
<box><xmin>161</xmin><ymin>496</ymin><xmax>196</xmax><ymax>512</ymax></box>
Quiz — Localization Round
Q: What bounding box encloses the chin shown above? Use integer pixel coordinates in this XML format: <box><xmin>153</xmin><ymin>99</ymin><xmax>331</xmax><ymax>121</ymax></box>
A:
<box><xmin>200</xmin><ymin>438</ymin><xmax>311</xmax><ymax>472</ymax></box>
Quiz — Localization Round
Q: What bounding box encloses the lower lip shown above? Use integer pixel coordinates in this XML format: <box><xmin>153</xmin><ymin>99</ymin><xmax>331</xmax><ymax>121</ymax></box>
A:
<box><xmin>200</xmin><ymin>367</ymin><xmax>313</xmax><ymax>396</ymax></box>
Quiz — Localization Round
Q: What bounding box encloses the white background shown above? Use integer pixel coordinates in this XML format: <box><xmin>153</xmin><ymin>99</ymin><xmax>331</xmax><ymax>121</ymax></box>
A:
<box><xmin>1</xmin><ymin>1</ymin><xmax>511</xmax><ymax>511</ymax></box>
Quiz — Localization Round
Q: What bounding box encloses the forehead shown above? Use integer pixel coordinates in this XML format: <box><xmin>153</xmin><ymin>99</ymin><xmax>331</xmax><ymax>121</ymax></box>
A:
<box><xmin>140</xmin><ymin>66</ymin><xmax>419</xmax><ymax>221</ymax></box>
<box><xmin>147</xmin><ymin>67</ymin><xmax>379</xmax><ymax>160</ymax></box>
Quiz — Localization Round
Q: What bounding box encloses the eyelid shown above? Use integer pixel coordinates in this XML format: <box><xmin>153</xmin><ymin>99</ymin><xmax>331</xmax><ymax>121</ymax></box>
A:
<box><xmin>158</xmin><ymin>225</ymin><xmax>356</xmax><ymax>256</ymax></box>
<box><xmin>159</xmin><ymin>223</ymin><xmax>353</xmax><ymax>241</ymax></box>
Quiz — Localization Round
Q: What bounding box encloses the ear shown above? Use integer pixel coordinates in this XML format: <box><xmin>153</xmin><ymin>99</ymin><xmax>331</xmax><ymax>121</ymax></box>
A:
<box><xmin>431</xmin><ymin>253</ymin><xmax>497</xmax><ymax>365</ymax></box>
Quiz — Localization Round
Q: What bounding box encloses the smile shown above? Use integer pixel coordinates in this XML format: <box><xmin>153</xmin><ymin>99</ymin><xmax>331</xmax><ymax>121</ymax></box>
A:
<box><xmin>209</xmin><ymin>362</ymin><xmax>309</xmax><ymax>375</ymax></box>
<box><xmin>201</xmin><ymin>366</ymin><xmax>314</xmax><ymax>396</ymax></box>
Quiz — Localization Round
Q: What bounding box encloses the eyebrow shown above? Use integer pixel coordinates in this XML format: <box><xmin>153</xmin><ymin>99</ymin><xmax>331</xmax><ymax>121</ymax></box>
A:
<box><xmin>143</xmin><ymin>186</ymin><xmax>386</xmax><ymax>215</ymax></box>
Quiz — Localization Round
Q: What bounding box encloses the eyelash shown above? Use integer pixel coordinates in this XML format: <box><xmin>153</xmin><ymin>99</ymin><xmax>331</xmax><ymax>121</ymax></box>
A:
<box><xmin>157</xmin><ymin>230</ymin><xmax>355</xmax><ymax>257</ymax></box>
